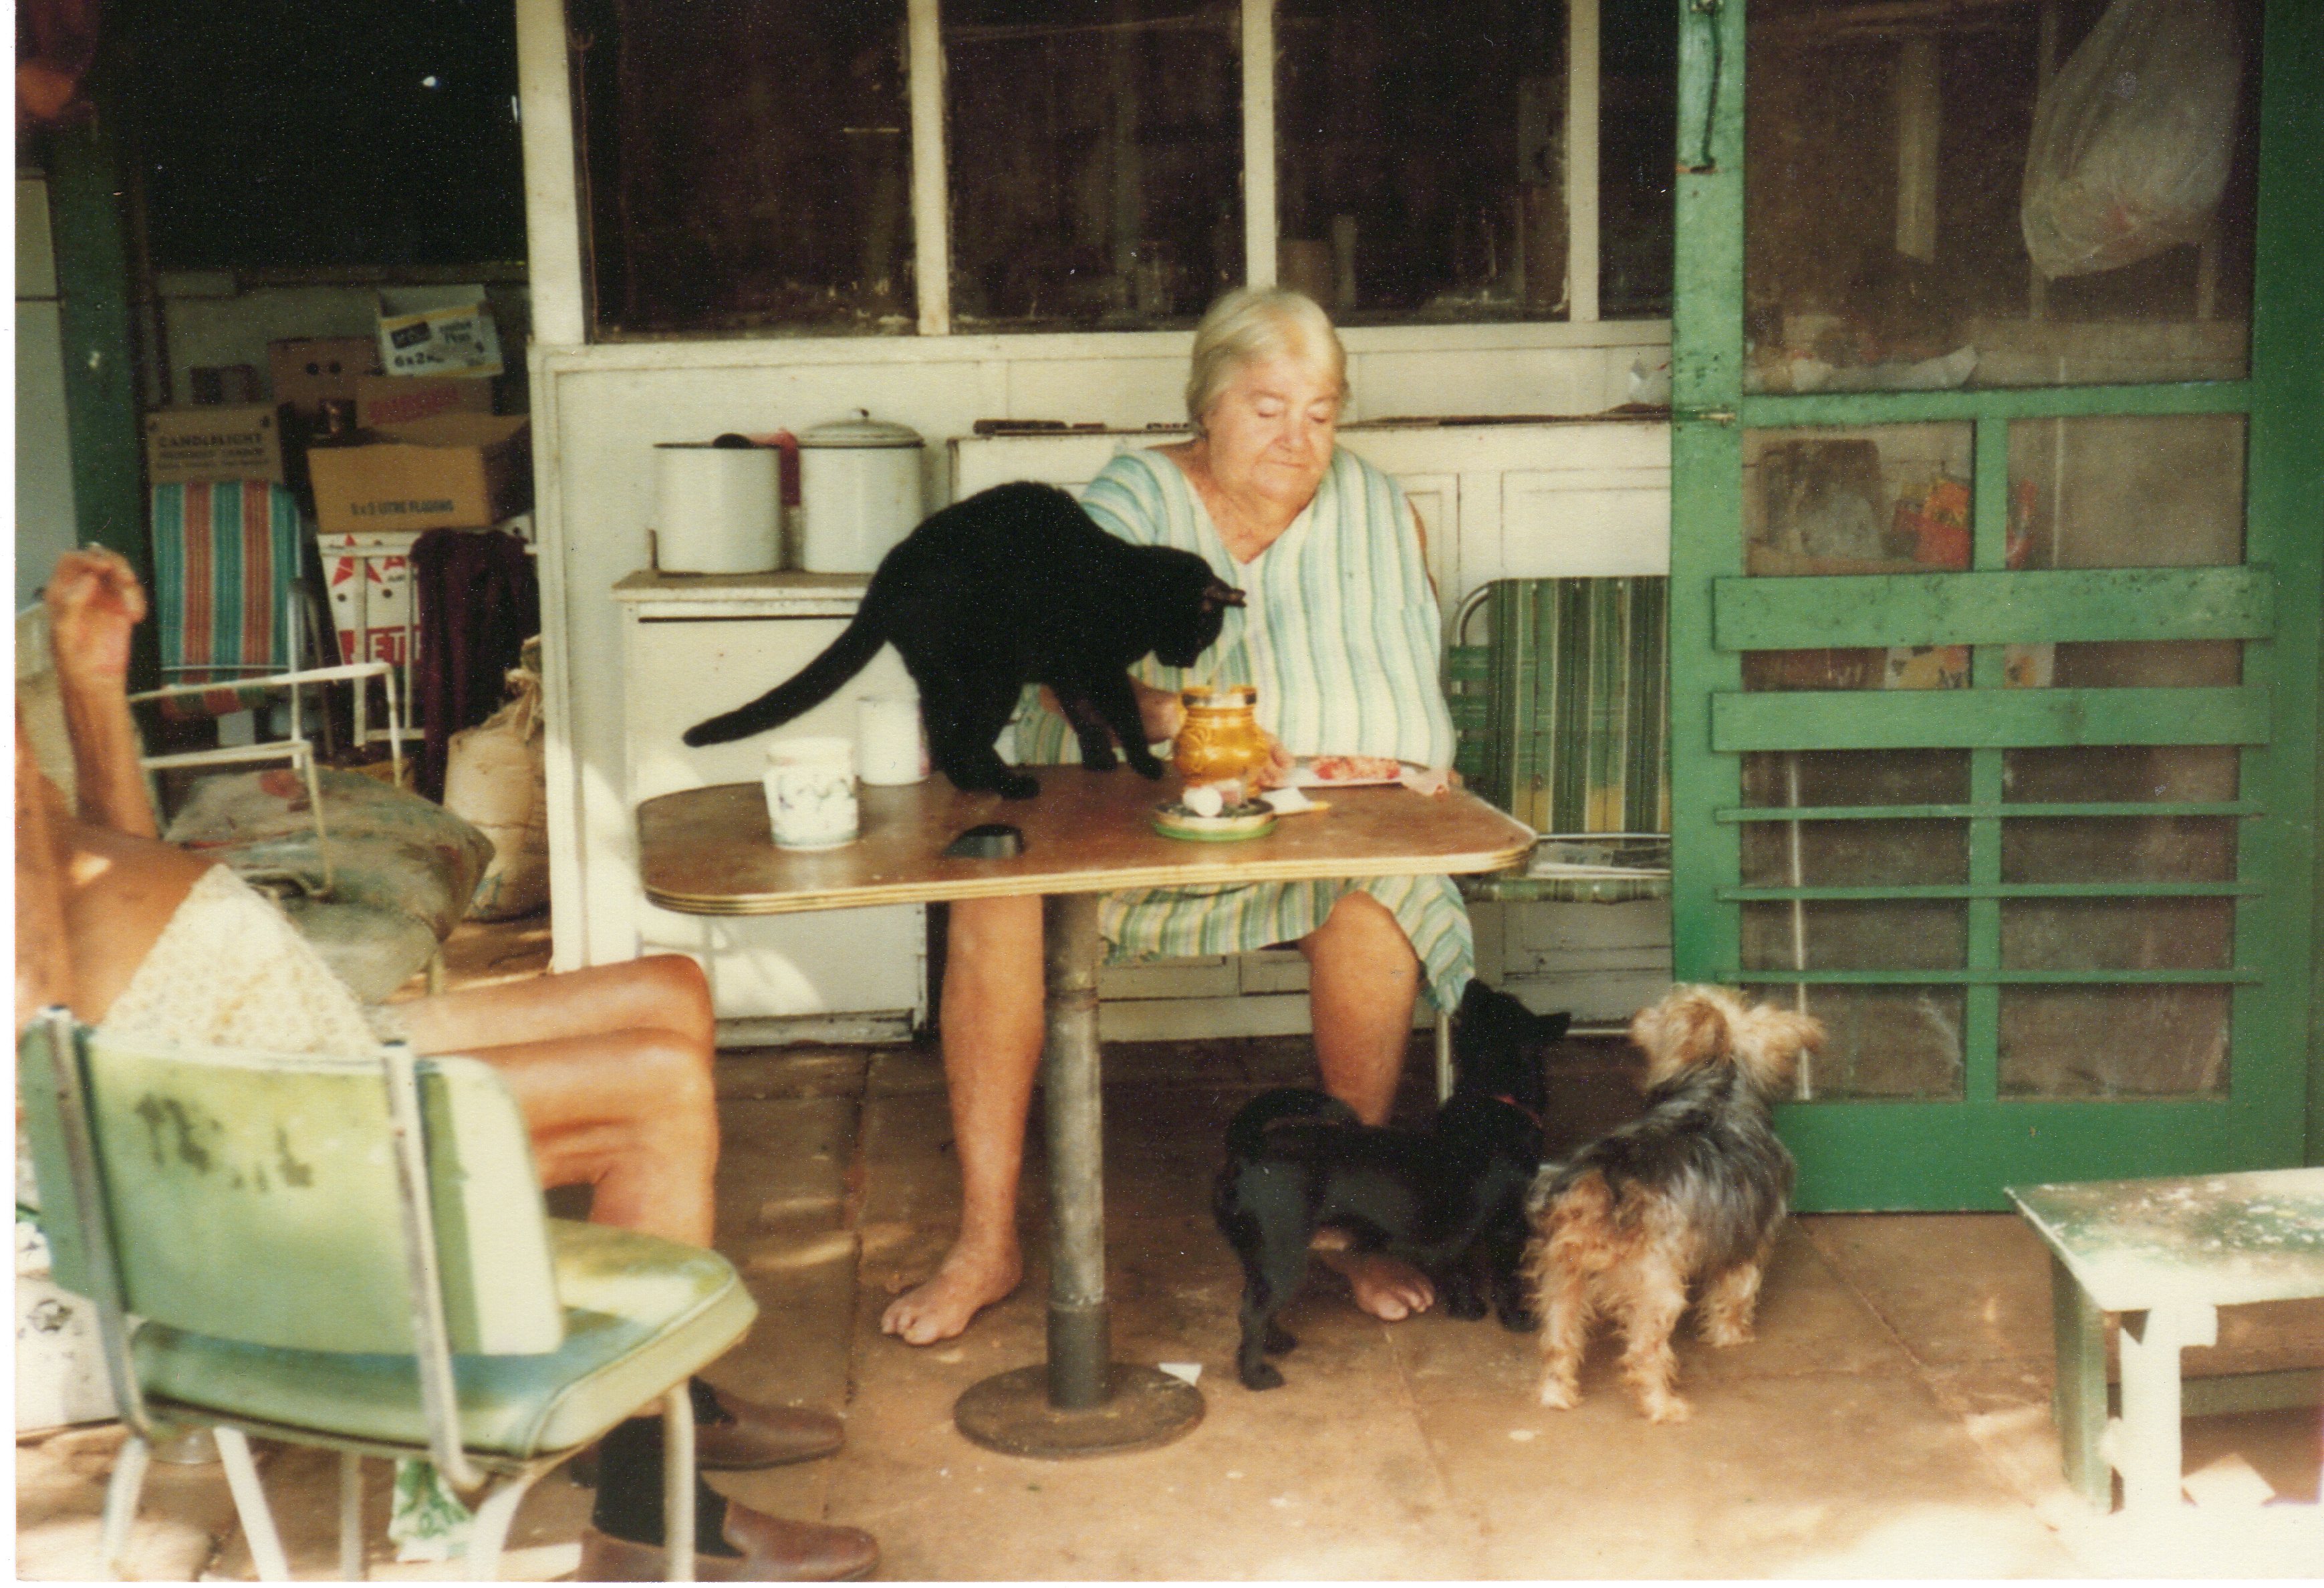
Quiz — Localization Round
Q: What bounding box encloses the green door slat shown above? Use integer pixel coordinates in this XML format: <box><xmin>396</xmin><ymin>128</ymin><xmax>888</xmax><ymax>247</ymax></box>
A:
<box><xmin>1718</xmin><ymin>882</ymin><xmax>2263</xmax><ymax>902</ymax></box>
<box><xmin>1710</xmin><ymin>686</ymin><xmax>2270</xmax><ymax>752</ymax></box>
<box><xmin>1738</xmin><ymin>380</ymin><xmax>2252</xmax><ymax>428</ymax></box>
<box><xmin>1718</xmin><ymin>801</ymin><xmax>2266</xmax><ymax>821</ymax></box>
<box><xmin>1730</xmin><ymin>968</ymin><xmax>2258</xmax><ymax>986</ymax></box>
<box><xmin>1713</xmin><ymin>567</ymin><xmax>2275</xmax><ymax>650</ymax></box>
<box><xmin>1775</xmin><ymin>1100</ymin><xmax>2289</xmax><ymax>1213</ymax></box>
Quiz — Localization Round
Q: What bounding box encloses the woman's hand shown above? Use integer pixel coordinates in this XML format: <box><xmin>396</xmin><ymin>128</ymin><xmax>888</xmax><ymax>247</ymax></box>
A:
<box><xmin>1251</xmin><ymin>730</ymin><xmax>1296</xmax><ymax>791</ymax></box>
<box><xmin>1131</xmin><ymin>678</ymin><xmax>1185</xmax><ymax>747</ymax></box>
<box><xmin>45</xmin><ymin>548</ymin><xmax>146</xmax><ymax>686</ymax></box>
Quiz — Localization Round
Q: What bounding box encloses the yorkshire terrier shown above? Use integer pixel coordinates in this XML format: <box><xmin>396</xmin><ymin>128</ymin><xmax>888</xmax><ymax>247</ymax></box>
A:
<box><xmin>1525</xmin><ymin>985</ymin><xmax>1823</xmax><ymax>1423</ymax></box>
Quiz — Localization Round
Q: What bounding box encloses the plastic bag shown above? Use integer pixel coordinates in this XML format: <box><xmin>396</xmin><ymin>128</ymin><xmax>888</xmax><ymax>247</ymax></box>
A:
<box><xmin>443</xmin><ymin>640</ymin><xmax>547</xmax><ymax>920</ymax></box>
<box><xmin>2020</xmin><ymin>0</ymin><xmax>2242</xmax><ymax>280</ymax></box>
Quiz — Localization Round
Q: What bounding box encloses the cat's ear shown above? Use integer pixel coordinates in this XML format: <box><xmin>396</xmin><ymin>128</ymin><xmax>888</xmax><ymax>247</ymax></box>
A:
<box><xmin>1202</xmin><ymin>579</ymin><xmax>1247</xmax><ymax>611</ymax></box>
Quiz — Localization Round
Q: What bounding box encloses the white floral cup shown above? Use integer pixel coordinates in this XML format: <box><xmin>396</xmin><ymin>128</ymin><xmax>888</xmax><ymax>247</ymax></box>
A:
<box><xmin>764</xmin><ymin>737</ymin><xmax>859</xmax><ymax>849</ymax></box>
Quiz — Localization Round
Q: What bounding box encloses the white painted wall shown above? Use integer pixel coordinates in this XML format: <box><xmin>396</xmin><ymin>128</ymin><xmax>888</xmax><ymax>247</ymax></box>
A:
<box><xmin>17</xmin><ymin>177</ymin><xmax>80</xmax><ymax>608</ymax></box>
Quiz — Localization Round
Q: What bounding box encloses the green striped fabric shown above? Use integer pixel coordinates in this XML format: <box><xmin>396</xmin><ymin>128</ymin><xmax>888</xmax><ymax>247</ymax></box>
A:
<box><xmin>150</xmin><ymin>480</ymin><xmax>305</xmax><ymax>717</ymax></box>
<box><xmin>1014</xmin><ymin>444</ymin><xmax>1475</xmax><ymax>1010</ymax></box>
<box><xmin>1450</xmin><ymin>577</ymin><xmax>1671</xmax><ymax>904</ymax></box>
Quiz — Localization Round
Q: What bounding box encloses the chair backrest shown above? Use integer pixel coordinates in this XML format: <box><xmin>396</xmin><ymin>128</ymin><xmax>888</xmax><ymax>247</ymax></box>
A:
<box><xmin>18</xmin><ymin>1019</ymin><xmax>562</xmax><ymax>1358</ymax></box>
<box><xmin>148</xmin><ymin>480</ymin><xmax>305</xmax><ymax>714</ymax></box>
<box><xmin>1446</xmin><ymin>576</ymin><xmax>1670</xmax><ymax>837</ymax></box>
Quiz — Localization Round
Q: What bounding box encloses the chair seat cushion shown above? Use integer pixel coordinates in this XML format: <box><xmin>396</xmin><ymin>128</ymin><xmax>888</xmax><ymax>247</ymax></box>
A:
<box><xmin>165</xmin><ymin>767</ymin><xmax>495</xmax><ymax>999</ymax></box>
<box><xmin>132</xmin><ymin>1221</ymin><xmax>757</xmax><ymax>1460</ymax></box>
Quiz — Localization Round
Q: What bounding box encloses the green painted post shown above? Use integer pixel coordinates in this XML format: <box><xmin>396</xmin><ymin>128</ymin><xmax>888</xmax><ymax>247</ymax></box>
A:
<box><xmin>2245</xmin><ymin>0</ymin><xmax>2324</xmax><ymax>1165</ymax></box>
<box><xmin>1668</xmin><ymin>0</ymin><xmax>1747</xmax><ymax>988</ymax></box>
<box><xmin>45</xmin><ymin>113</ymin><xmax>155</xmax><ymax>686</ymax></box>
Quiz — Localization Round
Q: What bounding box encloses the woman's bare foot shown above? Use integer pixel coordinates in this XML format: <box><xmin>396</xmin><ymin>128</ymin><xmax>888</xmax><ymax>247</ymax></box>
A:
<box><xmin>1317</xmin><ymin>1250</ymin><xmax>1436</xmax><ymax>1321</ymax></box>
<box><xmin>879</xmin><ymin>1234</ymin><xmax>1023</xmax><ymax>1345</ymax></box>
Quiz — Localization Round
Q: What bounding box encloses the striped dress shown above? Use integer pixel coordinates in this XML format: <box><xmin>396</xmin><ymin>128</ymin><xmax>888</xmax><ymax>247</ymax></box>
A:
<box><xmin>1015</xmin><ymin>446</ymin><xmax>1474</xmax><ymax>1011</ymax></box>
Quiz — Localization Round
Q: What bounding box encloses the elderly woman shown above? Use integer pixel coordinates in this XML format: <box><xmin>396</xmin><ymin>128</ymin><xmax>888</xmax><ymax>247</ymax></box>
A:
<box><xmin>18</xmin><ymin>549</ymin><xmax>877</xmax><ymax>1581</ymax></box>
<box><xmin>882</xmin><ymin>287</ymin><xmax>1472</xmax><ymax>1346</ymax></box>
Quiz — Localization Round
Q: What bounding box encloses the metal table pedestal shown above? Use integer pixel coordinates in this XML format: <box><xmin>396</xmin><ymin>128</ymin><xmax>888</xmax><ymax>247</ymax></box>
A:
<box><xmin>952</xmin><ymin>894</ymin><xmax>1205</xmax><ymax>1458</ymax></box>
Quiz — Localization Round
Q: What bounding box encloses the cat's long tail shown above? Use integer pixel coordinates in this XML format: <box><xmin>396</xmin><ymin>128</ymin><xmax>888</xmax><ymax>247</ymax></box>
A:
<box><xmin>682</xmin><ymin>610</ymin><xmax>888</xmax><ymax>747</ymax></box>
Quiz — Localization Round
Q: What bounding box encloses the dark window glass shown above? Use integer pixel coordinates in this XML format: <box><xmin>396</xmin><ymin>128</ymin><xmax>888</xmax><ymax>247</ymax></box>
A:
<box><xmin>944</xmin><ymin>0</ymin><xmax>1243</xmax><ymax>330</ymax></box>
<box><xmin>575</xmin><ymin>0</ymin><xmax>915</xmax><ymax>336</ymax></box>
<box><xmin>1275</xmin><ymin>0</ymin><xmax>1565</xmax><ymax>324</ymax></box>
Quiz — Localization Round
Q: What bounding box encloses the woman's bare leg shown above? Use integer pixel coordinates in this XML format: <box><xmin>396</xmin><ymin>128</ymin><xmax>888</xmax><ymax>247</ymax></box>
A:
<box><xmin>880</xmin><ymin>895</ymin><xmax>1041</xmax><ymax>1345</ymax></box>
<box><xmin>396</xmin><ymin>956</ymin><xmax>719</xmax><ymax>1246</ymax></box>
<box><xmin>1301</xmin><ymin>890</ymin><xmax>1436</xmax><ymax>1321</ymax></box>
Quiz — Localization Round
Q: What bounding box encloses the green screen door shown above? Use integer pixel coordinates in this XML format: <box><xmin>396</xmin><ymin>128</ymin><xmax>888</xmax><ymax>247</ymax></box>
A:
<box><xmin>1665</xmin><ymin>0</ymin><xmax>2320</xmax><ymax>1208</ymax></box>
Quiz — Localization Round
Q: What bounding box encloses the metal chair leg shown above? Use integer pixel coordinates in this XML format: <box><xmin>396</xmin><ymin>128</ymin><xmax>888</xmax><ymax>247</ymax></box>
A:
<box><xmin>100</xmin><ymin>1432</ymin><xmax>152</xmax><ymax>1579</ymax></box>
<box><xmin>664</xmin><ymin>1381</ymin><xmax>697</xmax><ymax>1583</ymax></box>
<box><xmin>463</xmin><ymin>1472</ymin><xmax>540</xmax><ymax>1581</ymax></box>
<box><xmin>1434</xmin><ymin>1006</ymin><xmax>1454</xmax><ymax>1102</ymax></box>
<box><xmin>339</xmin><ymin>1452</ymin><xmax>364</xmax><ymax>1580</ymax></box>
<box><xmin>215</xmin><ymin>1427</ymin><xmax>292</xmax><ymax>1581</ymax></box>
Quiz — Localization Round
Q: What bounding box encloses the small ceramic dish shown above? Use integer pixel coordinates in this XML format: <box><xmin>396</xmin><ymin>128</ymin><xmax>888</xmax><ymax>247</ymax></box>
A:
<box><xmin>1152</xmin><ymin>800</ymin><xmax>1279</xmax><ymax>842</ymax></box>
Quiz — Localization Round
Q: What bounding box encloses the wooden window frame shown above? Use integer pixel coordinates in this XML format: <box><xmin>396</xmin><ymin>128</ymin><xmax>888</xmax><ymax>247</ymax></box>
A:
<box><xmin>523</xmin><ymin>0</ymin><xmax>1615</xmax><ymax>344</ymax></box>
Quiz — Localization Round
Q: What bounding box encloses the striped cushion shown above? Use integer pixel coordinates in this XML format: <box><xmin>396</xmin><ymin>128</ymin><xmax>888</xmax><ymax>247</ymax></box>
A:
<box><xmin>150</xmin><ymin>480</ymin><xmax>304</xmax><ymax>717</ymax></box>
<box><xmin>1450</xmin><ymin>577</ymin><xmax>1670</xmax><ymax>904</ymax></box>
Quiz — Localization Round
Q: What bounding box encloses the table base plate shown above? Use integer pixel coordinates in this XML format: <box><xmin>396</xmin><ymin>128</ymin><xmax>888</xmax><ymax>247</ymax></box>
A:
<box><xmin>953</xmin><ymin>1365</ymin><xmax>1204</xmax><ymax>1459</ymax></box>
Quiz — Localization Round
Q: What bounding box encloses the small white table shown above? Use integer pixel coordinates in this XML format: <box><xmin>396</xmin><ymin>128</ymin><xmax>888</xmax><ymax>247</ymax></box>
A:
<box><xmin>2009</xmin><ymin>1167</ymin><xmax>2324</xmax><ymax>1512</ymax></box>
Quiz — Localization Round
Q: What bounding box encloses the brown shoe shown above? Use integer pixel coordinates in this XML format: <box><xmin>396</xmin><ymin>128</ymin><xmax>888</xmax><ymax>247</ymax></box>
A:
<box><xmin>696</xmin><ymin>1386</ymin><xmax>846</xmax><ymax>1471</ymax></box>
<box><xmin>577</xmin><ymin>1502</ymin><xmax>878</xmax><ymax>1581</ymax></box>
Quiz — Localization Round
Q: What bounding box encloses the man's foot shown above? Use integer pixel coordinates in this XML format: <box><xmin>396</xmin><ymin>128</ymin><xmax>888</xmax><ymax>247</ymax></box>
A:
<box><xmin>693</xmin><ymin>1381</ymin><xmax>846</xmax><ymax>1471</ymax></box>
<box><xmin>578</xmin><ymin>1502</ymin><xmax>878</xmax><ymax>1582</ymax></box>
<box><xmin>1317</xmin><ymin>1250</ymin><xmax>1436</xmax><ymax>1321</ymax></box>
<box><xmin>879</xmin><ymin>1236</ymin><xmax>1022</xmax><ymax>1345</ymax></box>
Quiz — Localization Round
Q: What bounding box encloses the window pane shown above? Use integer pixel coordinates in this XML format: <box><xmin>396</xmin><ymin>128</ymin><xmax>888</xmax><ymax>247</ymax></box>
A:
<box><xmin>2007</xmin><ymin>416</ymin><xmax>2247</xmax><ymax>570</ymax></box>
<box><xmin>1743</xmin><ymin>0</ymin><xmax>2258</xmax><ymax>390</ymax></box>
<box><xmin>945</xmin><ymin>0</ymin><xmax>1242</xmax><ymax>331</ymax></box>
<box><xmin>1999</xmin><ymin>986</ymin><xmax>2229</xmax><ymax>1098</ymax></box>
<box><xmin>1600</xmin><ymin>0</ymin><xmax>1677</xmax><ymax>319</ymax></box>
<box><xmin>1276</xmin><ymin>0</ymin><xmax>1565</xmax><ymax>325</ymax></box>
<box><xmin>1740</xmin><ymin>984</ymin><xmax>1965</xmax><ymax>1101</ymax></box>
<box><xmin>577</xmin><ymin>0</ymin><xmax>914</xmax><ymax>336</ymax></box>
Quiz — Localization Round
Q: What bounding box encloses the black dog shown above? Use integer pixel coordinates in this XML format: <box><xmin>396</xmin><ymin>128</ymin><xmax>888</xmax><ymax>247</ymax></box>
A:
<box><xmin>1211</xmin><ymin>982</ymin><xmax>1571</xmax><ymax>1390</ymax></box>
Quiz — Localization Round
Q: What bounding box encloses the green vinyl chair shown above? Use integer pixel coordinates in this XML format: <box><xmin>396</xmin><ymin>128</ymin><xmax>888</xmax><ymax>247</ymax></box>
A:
<box><xmin>17</xmin><ymin>1009</ymin><xmax>758</xmax><ymax>1581</ymax></box>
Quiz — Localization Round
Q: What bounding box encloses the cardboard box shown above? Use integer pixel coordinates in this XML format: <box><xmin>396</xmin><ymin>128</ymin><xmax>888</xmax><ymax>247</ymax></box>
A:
<box><xmin>307</xmin><ymin>414</ymin><xmax>531</xmax><ymax>536</ymax></box>
<box><xmin>378</xmin><ymin>285</ymin><xmax>503</xmax><ymax>378</ymax></box>
<box><xmin>144</xmin><ymin>404</ymin><xmax>285</xmax><ymax>485</ymax></box>
<box><xmin>269</xmin><ymin>336</ymin><xmax>379</xmax><ymax>416</ymax></box>
<box><xmin>355</xmin><ymin>374</ymin><xmax>494</xmax><ymax>429</ymax></box>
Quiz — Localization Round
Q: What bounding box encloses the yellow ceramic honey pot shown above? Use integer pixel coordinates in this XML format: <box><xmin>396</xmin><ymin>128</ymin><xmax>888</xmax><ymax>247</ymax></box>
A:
<box><xmin>1174</xmin><ymin>684</ymin><xmax>1272</xmax><ymax>784</ymax></box>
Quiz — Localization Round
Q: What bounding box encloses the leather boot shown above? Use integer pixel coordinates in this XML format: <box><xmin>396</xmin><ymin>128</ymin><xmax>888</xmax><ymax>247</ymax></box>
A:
<box><xmin>577</xmin><ymin>1501</ymin><xmax>878</xmax><ymax>1582</ymax></box>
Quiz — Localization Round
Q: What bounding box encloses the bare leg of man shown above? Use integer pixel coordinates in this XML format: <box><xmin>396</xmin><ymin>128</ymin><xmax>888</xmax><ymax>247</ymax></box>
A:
<box><xmin>394</xmin><ymin>956</ymin><xmax>719</xmax><ymax>1247</ymax></box>
<box><xmin>880</xmin><ymin>895</ymin><xmax>1041</xmax><ymax>1345</ymax></box>
<box><xmin>1301</xmin><ymin>889</ymin><xmax>1436</xmax><ymax>1321</ymax></box>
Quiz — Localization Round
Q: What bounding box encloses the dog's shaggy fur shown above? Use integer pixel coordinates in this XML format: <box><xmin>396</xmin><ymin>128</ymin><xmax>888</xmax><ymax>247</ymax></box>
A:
<box><xmin>1525</xmin><ymin>986</ymin><xmax>1824</xmax><ymax>1423</ymax></box>
<box><xmin>1212</xmin><ymin>982</ymin><xmax>1569</xmax><ymax>1390</ymax></box>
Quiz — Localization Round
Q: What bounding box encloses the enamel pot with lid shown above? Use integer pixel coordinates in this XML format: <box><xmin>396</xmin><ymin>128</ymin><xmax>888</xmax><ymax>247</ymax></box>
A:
<box><xmin>796</xmin><ymin>410</ymin><xmax>925</xmax><ymax>573</ymax></box>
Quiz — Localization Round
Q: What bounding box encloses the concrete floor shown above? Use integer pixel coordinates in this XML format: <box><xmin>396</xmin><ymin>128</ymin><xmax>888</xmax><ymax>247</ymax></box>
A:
<box><xmin>17</xmin><ymin>918</ymin><xmax>2323</xmax><ymax>1579</ymax></box>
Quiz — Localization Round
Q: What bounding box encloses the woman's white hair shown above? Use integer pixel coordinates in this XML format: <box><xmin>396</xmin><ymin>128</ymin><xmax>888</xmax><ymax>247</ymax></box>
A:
<box><xmin>1184</xmin><ymin>287</ymin><xmax>1347</xmax><ymax>426</ymax></box>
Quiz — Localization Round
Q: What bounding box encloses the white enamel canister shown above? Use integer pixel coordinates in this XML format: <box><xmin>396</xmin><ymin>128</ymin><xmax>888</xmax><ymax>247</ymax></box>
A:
<box><xmin>653</xmin><ymin>438</ymin><xmax>782</xmax><ymax>573</ymax></box>
<box><xmin>796</xmin><ymin>411</ymin><xmax>924</xmax><ymax>574</ymax></box>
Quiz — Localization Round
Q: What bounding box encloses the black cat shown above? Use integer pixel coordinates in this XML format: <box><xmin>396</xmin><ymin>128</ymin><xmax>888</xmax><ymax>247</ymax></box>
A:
<box><xmin>684</xmin><ymin>481</ymin><xmax>1244</xmax><ymax>799</ymax></box>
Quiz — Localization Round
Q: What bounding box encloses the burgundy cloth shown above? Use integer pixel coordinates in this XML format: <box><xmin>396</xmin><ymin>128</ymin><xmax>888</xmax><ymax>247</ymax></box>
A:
<box><xmin>412</xmin><ymin>529</ymin><xmax>538</xmax><ymax>801</ymax></box>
